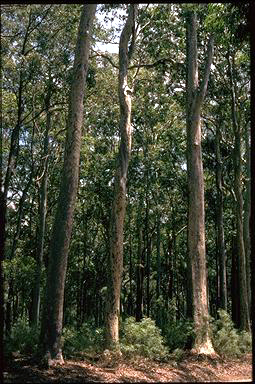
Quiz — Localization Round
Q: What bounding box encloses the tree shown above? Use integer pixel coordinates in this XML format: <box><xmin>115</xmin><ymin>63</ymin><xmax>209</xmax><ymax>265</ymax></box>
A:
<box><xmin>227</xmin><ymin>50</ymin><xmax>250</xmax><ymax>332</ymax></box>
<box><xmin>31</xmin><ymin>77</ymin><xmax>52</xmax><ymax>327</ymax></box>
<box><xmin>40</xmin><ymin>4</ymin><xmax>96</xmax><ymax>363</ymax></box>
<box><xmin>105</xmin><ymin>4</ymin><xmax>137</xmax><ymax>348</ymax></box>
<box><xmin>185</xmin><ymin>9</ymin><xmax>215</xmax><ymax>354</ymax></box>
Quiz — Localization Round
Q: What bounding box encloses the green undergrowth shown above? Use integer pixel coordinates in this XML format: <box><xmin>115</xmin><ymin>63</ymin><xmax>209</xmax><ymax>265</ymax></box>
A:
<box><xmin>211</xmin><ymin>309</ymin><xmax>252</xmax><ymax>357</ymax></box>
<box><xmin>119</xmin><ymin>317</ymin><xmax>169</xmax><ymax>361</ymax></box>
<box><xmin>5</xmin><ymin>311</ymin><xmax>251</xmax><ymax>362</ymax></box>
<box><xmin>162</xmin><ymin>319</ymin><xmax>195</xmax><ymax>352</ymax></box>
<box><xmin>5</xmin><ymin>318</ymin><xmax>39</xmax><ymax>356</ymax></box>
<box><xmin>62</xmin><ymin>323</ymin><xmax>104</xmax><ymax>358</ymax></box>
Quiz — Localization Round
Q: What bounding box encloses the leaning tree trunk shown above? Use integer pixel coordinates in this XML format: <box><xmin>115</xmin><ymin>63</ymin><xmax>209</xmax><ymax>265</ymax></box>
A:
<box><xmin>106</xmin><ymin>4</ymin><xmax>137</xmax><ymax>348</ymax></box>
<box><xmin>186</xmin><ymin>11</ymin><xmax>215</xmax><ymax>354</ymax></box>
<box><xmin>215</xmin><ymin>118</ymin><xmax>227</xmax><ymax>310</ymax></box>
<box><xmin>227</xmin><ymin>51</ymin><xmax>250</xmax><ymax>332</ymax></box>
<box><xmin>40</xmin><ymin>4</ymin><xmax>96</xmax><ymax>364</ymax></box>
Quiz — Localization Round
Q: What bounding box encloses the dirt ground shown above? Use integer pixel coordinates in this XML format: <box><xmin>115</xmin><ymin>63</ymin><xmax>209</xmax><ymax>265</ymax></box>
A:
<box><xmin>4</xmin><ymin>353</ymin><xmax>252</xmax><ymax>383</ymax></box>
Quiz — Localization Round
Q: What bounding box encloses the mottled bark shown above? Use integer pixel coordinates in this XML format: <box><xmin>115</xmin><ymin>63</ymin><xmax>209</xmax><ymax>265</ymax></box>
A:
<box><xmin>106</xmin><ymin>4</ymin><xmax>137</xmax><ymax>347</ymax></box>
<box><xmin>215</xmin><ymin>120</ymin><xmax>227</xmax><ymax>310</ymax></box>
<box><xmin>41</xmin><ymin>4</ymin><xmax>96</xmax><ymax>363</ymax></box>
<box><xmin>186</xmin><ymin>11</ymin><xmax>215</xmax><ymax>354</ymax></box>
<box><xmin>227</xmin><ymin>52</ymin><xmax>250</xmax><ymax>332</ymax></box>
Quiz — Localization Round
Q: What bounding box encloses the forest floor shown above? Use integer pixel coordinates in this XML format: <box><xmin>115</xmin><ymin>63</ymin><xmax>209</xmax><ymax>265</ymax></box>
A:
<box><xmin>4</xmin><ymin>352</ymin><xmax>252</xmax><ymax>383</ymax></box>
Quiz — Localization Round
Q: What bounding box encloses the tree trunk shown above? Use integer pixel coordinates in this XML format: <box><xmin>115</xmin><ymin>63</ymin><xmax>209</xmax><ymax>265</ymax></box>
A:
<box><xmin>156</xmin><ymin>215</ymin><xmax>161</xmax><ymax>299</ymax></box>
<box><xmin>136</xmin><ymin>216</ymin><xmax>144</xmax><ymax>322</ymax></box>
<box><xmin>106</xmin><ymin>4</ymin><xmax>137</xmax><ymax>347</ymax></box>
<box><xmin>145</xmin><ymin>192</ymin><xmax>150</xmax><ymax>317</ymax></box>
<box><xmin>243</xmin><ymin>123</ymin><xmax>251</xmax><ymax>314</ymax></box>
<box><xmin>0</xmin><ymin>185</ymin><xmax>4</xmax><ymax>382</ymax></box>
<box><xmin>215</xmin><ymin>120</ymin><xmax>227</xmax><ymax>310</ymax></box>
<box><xmin>40</xmin><ymin>4</ymin><xmax>96</xmax><ymax>363</ymax></box>
<box><xmin>186</xmin><ymin>11</ymin><xmax>215</xmax><ymax>354</ymax></box>
<box><xmin>31</xmin><ymin>84</ymin><xmax>52</xmax><ymax>327</ymax></box>
<box><xmin>128</xmin><ymin>206</ymin><xmax>133</xmax><ymax>316</ymax></box>
<box><xmin>227</xmin><ymin>51</ymin><xmax>251</xmax><ymax>332</ymax></box>
<box><xmin>231</xmin><ymin>235</ymin><xmax>240</xmax><ymax>328</ymax></box>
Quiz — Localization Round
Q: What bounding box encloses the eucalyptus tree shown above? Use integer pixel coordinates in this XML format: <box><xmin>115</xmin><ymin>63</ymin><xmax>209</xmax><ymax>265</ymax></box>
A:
<box><xmin>185</xmin><ymin>9</ymin><xmax>215</xmax><ymax>354</ymax></box>
<box><xmin>106</xmin><ymin>3</ymin><xmax>137</xmax><ymax>348</ymax></box>
<box><xmin>227</xmin><ymin>50</ymin><xmax>250</xmax><ymax>333</ymax></box>
<box><xmin>40</xmin><ymin>4</ymin><xmax>97</xmax><ymax>364</ymax></box>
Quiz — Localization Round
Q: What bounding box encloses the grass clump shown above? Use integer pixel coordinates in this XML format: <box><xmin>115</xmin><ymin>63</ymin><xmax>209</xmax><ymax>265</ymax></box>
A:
<box><xmin>211</xmin><ymin>309</ymin><xmax>252</xmax><ymax>357</ymax></box>
<box><xmin>120</xmin><ymin>316</ymin><xmax>169</xmax><ymax>360</ymax></box>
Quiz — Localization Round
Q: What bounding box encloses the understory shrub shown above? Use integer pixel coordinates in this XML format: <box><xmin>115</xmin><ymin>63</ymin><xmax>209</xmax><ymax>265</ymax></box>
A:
<box><xmin>120</xmin><ymin>317</ymin><xmax>169</xmax><ymax>360</ymax></box>
<box><xmin>163</xmin><ymin>319</ymin><xmax>194</xmax><ymax>352</ymax></box>
<box><xmin>211</xmin><ymin>309</ymin><xmax>252</xmax><ymax>357</ymax></box>
<box><xmin>62</xmin><ymin>323</ymin><xmax>104</xmax><ymax>356</ymax></box>
<box><xmin>6</xmin><ymin>318</ymin><xmax>39</xmax><ymax>355</ymax></box>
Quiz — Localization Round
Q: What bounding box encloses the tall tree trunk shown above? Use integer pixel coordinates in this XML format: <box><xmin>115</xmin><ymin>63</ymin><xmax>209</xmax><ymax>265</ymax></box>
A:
<box><xmin>215</xmin><ymin>119</ymin><xmax>227</xmax><ymax>310</ymax></box>
<box><xmin>186</xmin><ymin>11</ymin><xmax>214</xmax><ymax>354</ymax></box>
<box><xmin>156</xmin><ymin>215</ymin><xmax>161</xmax><ymax>300</ymax></box>
<box><xmin>40</xmin><ymin>4</ymin><xmax>96</xmax><ymax>363</ymax></box>
<box><xmin>128</xmin><ymin>204</ymin><xmax>133</xmax><ymax>316</ymax></box>
<box><xmin>155</xmin><ymin>214</ymin><xmax>162</xmax><ymax>327</ymax></box>
<box><xmin>31</xmin><ymin>84</ymin><xmax>52</xmax><ymax>327</ymax></box>
<box><xmin>106</xmin><ymin>4</ymin><xmax>137</xmax><ymax>347</ymax></box>
<box><xmin>0</xmin><ymin>184</ymin><xmax>4</xmax><ymax>382</ymax></box>
<box><xmin>145</xmin><ymin>191</ymin><xmax>150</xmax><ymax>317</ymax></box>
<box><xmin>231</xmin><ymin>235</ymin><xmax>240</xmax><ymax>328</ymax></box>
<box><xmin>243</xmin><ymin>123</ymin><xmax>251</xmax><ymax>314</ymax></box>
<box><xmin>136</xmin><ymin>211</ymin><xmax>144</xmax><ymax>322</ymax></box>
<box><xmin>227</xmin><ymin>51</ymin><xmax>251</xmax><ymax>332</ymax></box>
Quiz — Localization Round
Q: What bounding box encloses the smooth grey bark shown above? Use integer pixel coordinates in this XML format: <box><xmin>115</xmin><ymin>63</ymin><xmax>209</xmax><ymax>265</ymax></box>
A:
<box><xmin>215</xmin><ymin>119</ymin><xmax>227</xmax><ymax>310</ymax></box>
<box><xmin>41</xmin><ymin>4</ymin><xmax>96</xmax><ymax>363</ymax></box>
<box><xmin>186</xmin><ymin>11</ymin><xmax>215</xmax><ymax>354</ymax></box>
<box><xmin>227</xmin><ymin>51</ymin><xmax>251</xmax><ymax>332</ymax></box>
<box><xmin>106</xmin><ymin>4</ymin><xmax>137</xmax><ymax>347</ymax></box>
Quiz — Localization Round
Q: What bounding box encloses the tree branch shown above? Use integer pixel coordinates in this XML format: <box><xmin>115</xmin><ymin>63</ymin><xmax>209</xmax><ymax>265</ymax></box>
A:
<box><xmin>91</xmin><ymin>51</ymin><xmax>119</xmax><ymax>68</ymax></box>
<box><xmin>197</xmin><ymin>35</ymin><xmax>214</xmax><ymax>106</ymax></box>
<box><xmin>129</xmin><ymin>57</ymin><xmax>174</xmax><ymax>70</ymax></box>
